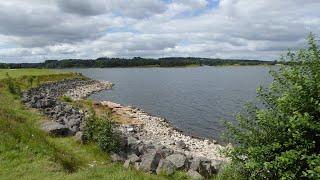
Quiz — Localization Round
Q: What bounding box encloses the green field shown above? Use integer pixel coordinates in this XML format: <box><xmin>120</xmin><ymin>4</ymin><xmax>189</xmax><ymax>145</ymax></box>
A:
<box><xmin>0</xmin><ymin>68</ymin><xmax>68</xmax><ymax>79</ymax></box>
<box><xmin>0</xmin><ymin>69</ymin><xmax>190</xmax><ymax>180</ymax></box>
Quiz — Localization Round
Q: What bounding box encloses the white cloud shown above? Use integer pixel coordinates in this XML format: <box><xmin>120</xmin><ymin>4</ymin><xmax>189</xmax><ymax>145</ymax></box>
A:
<box><xmin>0</xmin><ymin>0</ymin><xmax>319</xmax><ymax>62</ymax></box>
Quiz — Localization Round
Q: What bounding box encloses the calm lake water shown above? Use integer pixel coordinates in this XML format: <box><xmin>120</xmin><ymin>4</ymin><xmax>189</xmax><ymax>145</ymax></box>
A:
<box><xmin>67</xmin><ymin>66</ymin><xmax>272</xmax><ymax>141</ymax></box>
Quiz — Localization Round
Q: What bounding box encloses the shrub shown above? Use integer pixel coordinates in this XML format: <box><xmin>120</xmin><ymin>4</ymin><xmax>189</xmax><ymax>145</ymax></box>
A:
<box><xmin>4</xmin><ymin>73</ymin><xmax>21</xmax><ymax>95</ymax></box>
<box><xmin>97</xmin><ymin>120</ymin><xmax>121</xmax><ymax>153</ymax></box>
<box><xmin>27</xmin><ymin>76</ymin><xmax>35</xmax><ymax>88</ymax></box>
<box><xmin>83</xmin><ymin>108</ymin><xmax>120</xmax><ymax>153</ymax></box>
<box><xmin>225</xmin><ymin>34</ymin><xmax>320</xmax><ymax>179</ymax></box>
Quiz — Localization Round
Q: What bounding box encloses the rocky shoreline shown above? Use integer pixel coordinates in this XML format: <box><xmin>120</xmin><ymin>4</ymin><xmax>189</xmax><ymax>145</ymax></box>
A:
<box><xmin>21</xmin><ymin>78</ymin><xmax>113</xmax><ymax>135</ymax></box>
<box><xmin>21</xmin><ymin>77</ymin><xmax>227</xmax><ymax>179</ymax></box>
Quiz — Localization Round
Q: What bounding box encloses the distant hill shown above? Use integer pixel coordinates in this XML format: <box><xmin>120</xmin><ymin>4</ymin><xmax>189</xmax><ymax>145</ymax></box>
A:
<box><xmin>0</xmin><ymin>57</ymin><xmax>279</xmax><ymax>69</ymax></box>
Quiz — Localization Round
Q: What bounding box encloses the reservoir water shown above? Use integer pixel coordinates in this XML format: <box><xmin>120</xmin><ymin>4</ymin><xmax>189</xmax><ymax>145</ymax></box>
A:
<box><xmin>68</xmin><ymin>66</ymin><xmax>272</xmax><ymax>141</ymax></box>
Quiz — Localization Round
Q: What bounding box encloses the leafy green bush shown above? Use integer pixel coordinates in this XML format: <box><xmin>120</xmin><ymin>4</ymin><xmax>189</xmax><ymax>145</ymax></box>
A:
<box><xmin>83</xmin><ymin>108</ymin><xmax>121</xmax><ymax>153</ymax></box>
<box><xmin>26</xmin><ymin>76</ymin><xmax>35</xmax><ymax>88</ymax></box>
<box><xmin>97</xmin><ymin>120</ymin><xmax>121</xmax><ymax>153</ymax></box>
<box><xmin>225</xmin><ymin>34</ymin><xmax>320</xmax><ymax>179</ymax></box>
<box><xmin>4</xmin><ymin>73</ymin><xmax>21</xmax><ymax>95</ymax></box>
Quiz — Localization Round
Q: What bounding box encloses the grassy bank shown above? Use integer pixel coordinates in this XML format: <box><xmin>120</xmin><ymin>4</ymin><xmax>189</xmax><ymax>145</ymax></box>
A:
<box><xmin>0</xmin><ymin>69</ymin><xmax>188</xmax><ymax>179</ymax></box>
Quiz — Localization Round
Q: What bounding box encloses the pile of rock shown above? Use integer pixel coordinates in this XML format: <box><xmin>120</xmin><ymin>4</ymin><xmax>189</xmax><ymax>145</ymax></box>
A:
<box><xmin>21</xmin><ymin>78</ymin><xmax>112</xmax><ymax>136</ymax></box>
<box><xmin>65</xmin><ymin>80</ymin><xmax>113</xmax><ymax>101</ymax></box>
<box><xmin>99</xmin><ymin>101</ymin><xmax>228</xmax><ymax>178</ymax></box>
<box><xmin>110</xmin><ymin>134</ymin><xmax>225</xmax><ymax>179</ymax></box>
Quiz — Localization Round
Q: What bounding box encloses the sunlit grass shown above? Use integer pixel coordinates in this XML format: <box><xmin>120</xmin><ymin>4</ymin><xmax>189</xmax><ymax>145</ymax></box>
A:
<box><xmin>0</xmin><ymin>69</ymin><xmax>190</xmax><ymax>179</ymax></box>
<box><xmin>0</xmin><ymin>68</ymin><xmax>66</xmax><ymax>79</ymax></box>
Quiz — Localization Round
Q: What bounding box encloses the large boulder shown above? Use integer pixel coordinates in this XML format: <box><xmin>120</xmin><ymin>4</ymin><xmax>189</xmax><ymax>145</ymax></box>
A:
<box><xmin>156</xmin><ymin>159</ymin><xmax>175</xmax><ymax>175</ymax></box>
<box><xmin>187</xmin><ymin>170</ymin><xmax>203</xmax><ymax>179</ymax></box>
<box><xmin>74</xmin><ymin>131</ymin><xmax>85</xmax><ymax>143</ymax></box>
<box><xmin>41</xmin><ymin>121</ymin><xmax>71</xmax><ymax>136</ymax></box>
<box><xmin>166</xmin><ymin>153</ymin><xmax>187</xmax><ymax>170</ymax></box>
<box><xmin>189</xmin><ymin>157</ymin><xmax>201</xmax><ymax>171</ymax></box>
<box><xmin>139</xmin><ymin>149</ymin><xmax>161</xmax><ymax>173</ymax></box>
<box><xmin>127</xmin><ymin>154</ymin><xmax>140</xmax><ymax>163</ymax></box>
<box><xmin>110</xmin><ymin>152</ymin><xmax>126</xmax><ymax>163</ymax></box>
<box><xmin>211</xmin><ymin>160</ymin><xmax>225</xmax><ymax>174</ymax></box>
<box><xmin>199</xmin><ymin>158</ymin><xmax>216</xmax><ymax>178</ymax></box>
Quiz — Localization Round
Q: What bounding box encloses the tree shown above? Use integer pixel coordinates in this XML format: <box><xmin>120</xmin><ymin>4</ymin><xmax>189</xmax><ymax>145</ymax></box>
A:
<box><xmin>225</xmin><ymin>34</ymin><xmax>320</xmax><ymax>179</ymax></box>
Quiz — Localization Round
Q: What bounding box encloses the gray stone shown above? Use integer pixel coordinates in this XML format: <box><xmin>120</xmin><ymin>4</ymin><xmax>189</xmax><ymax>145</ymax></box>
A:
<box><xmin>156</xmin><ymin>159</ymin><xmax>175</xmax><ymax>175</ymax></box>
<box><xmin>74</xmin><ymin>131</ymin><xmax>84</xmax><ymax>143</ymax></box>
<box><xmin>124</xmin><ymin>159</ymin><xmax>130</xmax><ymax>168</ymax></box>
<box><xmin>139</xmin><ymin>149</ymin><xmax>161</xmax><ymax>173</ymax></box>
<box><xmin>127</xmin><ymin>136</ymin><xmax>138</xmax><ymax>147</ymax></box>
<box><xmin>211</xmin><ymin>160</ymin><xmax>224</xmax><ymax>173</ymax></box>
<box><xmin>41</xmin><ymin>121</ymin><xmax>71</xmax><ymax>136</ymax></box>
<box><xmin>199</xmin><ymin>161</ymin><xmax>214</xmax><ymax>178</ymax></box>
<box><xmin>187</xmin><ymin>170</ymin><xmax>203</xmax><ymax>179</ymax></box>
<box><xmin>134</xmin><ymin>162</ymin><xmax>140</xmax><ymax>170</ymax></box>
<box><xmin>176</xmin><ymin>140</ymin><xmax>187</xmax><ymax>149</ymax></box>
<box><xmin>128</xmin><ymin>154</ymin><xmax>140</xmax><ymax>163</ymax></box>
<box><xmin>190</xmin><ymin>157</ymin><xmax>201</xmax><ymax>171</ymax></box>
<box><xmin>155</xmin><ymin>147</ymin><xmax>173</xmax><ymax>159</ymax></box>
<box><xmin>110</xmin><ymin>153</ymin><xmax>126</xmax><ymax>162</ymax></box>
<box><xmin>166</xmin><ymin>153</ymin><xmax>187</xmax><ymax>170</ymax></box>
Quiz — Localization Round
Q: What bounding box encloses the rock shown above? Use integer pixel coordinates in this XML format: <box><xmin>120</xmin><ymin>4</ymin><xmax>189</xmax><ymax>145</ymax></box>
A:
<box><xmin>124</xmin><ymin>159</ymin><xmax>130</xmax><ymax>168</ymax></box>
<box><xmin>134</xmin><ymin>162</ymin><xmax>140</xmax><ymax>170</ymax></box>
<box><xmin>211</xmin><ymin>160</ymin><xmax>224</xmax><ymax>173</ymax></box>
<box><xmin>189</xmin><ymin>157</ymin><xmax>201</xmax><ymax>171</ymax></box>
<box><xmin>176</xmin><ymin>140</ymin><xmax>187</xmax><ymax>149</ymax></box>
<box><xmin>156</xmin><ymin>159</ymin><xmax>175</xmax><ymax>175</ymax></box>
<box><xmin>110</xmin><ymin>153</ymin><xmax>126</xmax><ymax>163</ymax></box>
<box><xmin>166</xmin><ymin>153</ymin><xmax>187</xmax><ymax>170</ymax></box>
<box><xmin>74</xmin><ymin>131</ymin><xmax>85</xmax><ymax>143</ymax></box>
<box><xmin>128</xmin><ymin>154</ymin><xmax>140</xmax><ymax>163</ymax></box>
<box><xmin>41</xmin><ymin>121</ymin><xmax>71</xmax><ymax>136</ymax></box>
<box><xmin>199</xmin><ymin>161</ymin><xmax>214</xmax><ymax>178</ymax></box>
<box><xmin>127</xmin><ymin>136</ymin><xmax>138</xmax><ymax>147</ymax></box>
<box><xmin>156</xmin><ymin>146</ymin><xmax>173</xmax><ymax>158</ymax></box>
<box><xmin>187</xmin><ymin>170</ymin><xmax>203</xmax><ymax>179</ymax></box>
<box><xmin>139</xmin><ymin>149</ymin><xmax>161</xmax><ymax>173</ymax></box>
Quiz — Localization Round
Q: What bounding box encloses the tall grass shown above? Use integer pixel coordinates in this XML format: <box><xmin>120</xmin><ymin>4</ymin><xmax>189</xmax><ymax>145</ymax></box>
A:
<box><xmin>0</xmin><ymin>70</ymin><xmax>186</xmax><ymax>179</ymax></box>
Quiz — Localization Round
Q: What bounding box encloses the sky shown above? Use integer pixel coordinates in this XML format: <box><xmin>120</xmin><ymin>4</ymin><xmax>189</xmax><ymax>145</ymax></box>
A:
<box><xmin>0</xmin><ymin>0</ymin><xmax>319</xmax><ymax>63</ymax></box>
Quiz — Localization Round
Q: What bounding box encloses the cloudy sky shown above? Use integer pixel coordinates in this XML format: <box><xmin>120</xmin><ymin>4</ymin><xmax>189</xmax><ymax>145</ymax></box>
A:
<box><xmin>0</xmin><ymin>0</ymin><xmax>319</xmax><ymax>63</ymax></box>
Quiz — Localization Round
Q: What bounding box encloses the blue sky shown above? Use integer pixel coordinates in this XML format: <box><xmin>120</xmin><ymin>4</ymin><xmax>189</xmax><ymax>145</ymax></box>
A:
<box><xmin>0</xmin><ymin>0</ymin><xmax>319</xmax><ymax>63</ymax></box>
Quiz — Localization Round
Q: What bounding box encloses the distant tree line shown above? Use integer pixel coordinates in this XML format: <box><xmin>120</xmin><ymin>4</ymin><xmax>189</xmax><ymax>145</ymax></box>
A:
<box><xmin>0</xmin><ymin>57</ymin><xmax>280</xmax><ymax>69</ymax></box>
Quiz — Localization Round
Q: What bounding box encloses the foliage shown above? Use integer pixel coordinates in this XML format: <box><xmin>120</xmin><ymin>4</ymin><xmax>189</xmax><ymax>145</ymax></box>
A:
<box><xmin>83</xmin><ymin>107</ymin><xmax>121</xmax><ymax>153</ymax></box>
<box><xmin>213</xmin><ymin>162</ymin><xmax>247</xmax><ymax>180</ymax></box>
<box><xmin>4</xmin><ymin>72</ymin><xmax>21</xmax><ymax>95</ymax></box>
<box><xmin>1</xmin><ymin>57</ymin><xmax>278</xmax><ymax>69</ymax></box>
<box><xmin>225</xmin><ymin>34</ymin><xmax>320</xmax><ymax>179</ymax></box>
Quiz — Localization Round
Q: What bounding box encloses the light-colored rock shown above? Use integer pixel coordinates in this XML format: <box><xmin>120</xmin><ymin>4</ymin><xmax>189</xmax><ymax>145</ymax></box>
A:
<box><xmin>124</xmin><ymin>159</ymin><xmax>130</xmax><ymax>168</ymax></box>
<box><xmin>110</xmin><ymin>153</ymin><xmax>126</xmax><ymax>162</ymax></box>
<box><xmin>190</xmin><ymin>157</ymin><xmax>201</xmax><ymax>171</ymax></box>
<box><xmin>156</xmin><ymin>159</ymin><xmax>175</xmax><ymax>175</ymax></box>
<box><xmin>139</xmin><ymin>149</ymin><xmax>161</xmax><ymax>173</ymax></box>
<box><xmin>187</xmin><ymin>170</ymin><xmax>203</xmax><ymax>179</ymax></box>
<box><xmin>41</xmin><ymin>121</ymin><xmax>71</xmax><ymax>136</ymax></box>
<box><xmin>74</xmin><ymin>131</ymin><xmax>84</xmax><ymax>143</ymax></box>
<box><xmin>128</xmin><ymin>154</ymin><xmax>140</xmax><ymax>163</ymax></box>
<box><xmin>166</xmin><ymin>153</ymin><xmax>187</xmax><ymax>169</ymax></box>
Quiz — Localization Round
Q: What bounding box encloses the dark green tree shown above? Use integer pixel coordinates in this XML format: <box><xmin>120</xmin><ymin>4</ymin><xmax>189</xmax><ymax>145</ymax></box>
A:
<box><xmin>225</xmin><ymin>34</ymin><xmax>320</xmax><ymax>179</ymax></box>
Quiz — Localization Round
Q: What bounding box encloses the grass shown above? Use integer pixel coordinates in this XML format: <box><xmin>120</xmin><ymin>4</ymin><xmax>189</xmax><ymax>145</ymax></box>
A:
<box><xmin>0</xmin><ymin>68</ymin><xmax>67</xmax><ymax>79</ymax></box>
<box><xmin>0</xmin><ymin>69</ymin><xmax>190</xmax><ymax>180</ymax></box>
